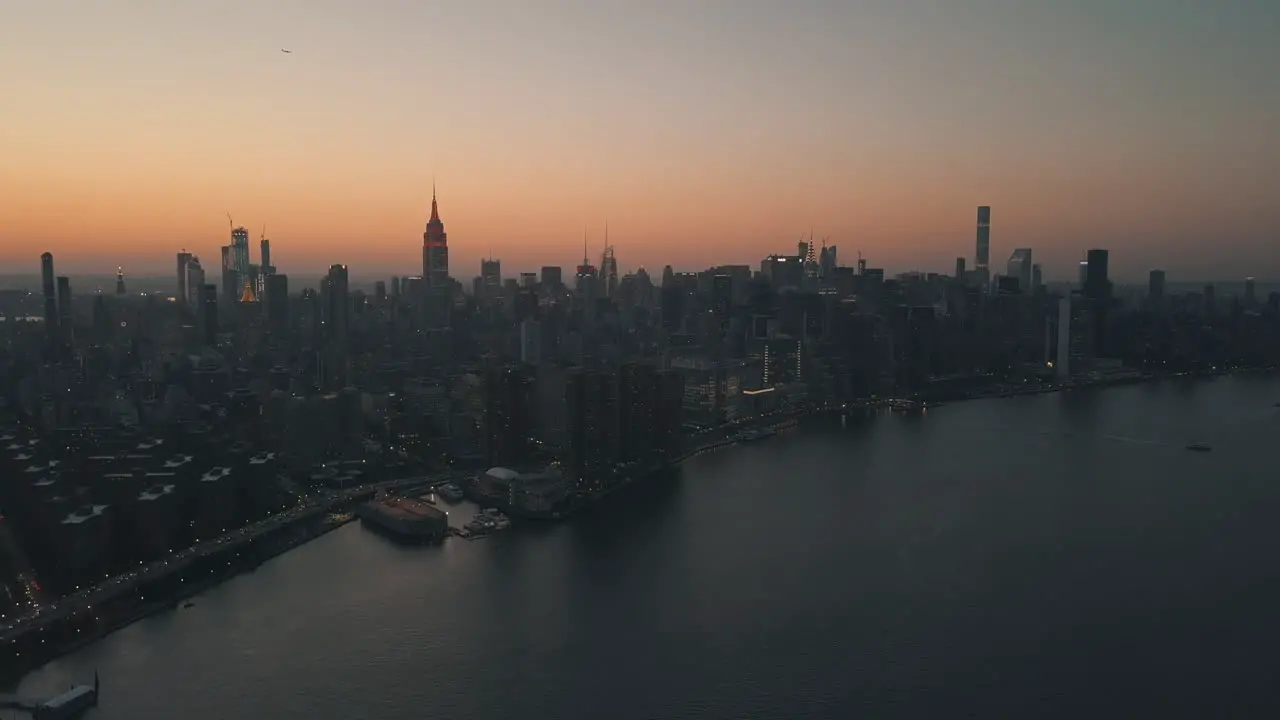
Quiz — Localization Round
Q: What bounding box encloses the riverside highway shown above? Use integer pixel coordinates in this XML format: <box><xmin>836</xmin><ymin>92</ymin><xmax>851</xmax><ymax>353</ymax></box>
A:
<box><xmin>0</xmin><ymin>475</ymin><xmax>451</xmax><ymax>645</ymax></box>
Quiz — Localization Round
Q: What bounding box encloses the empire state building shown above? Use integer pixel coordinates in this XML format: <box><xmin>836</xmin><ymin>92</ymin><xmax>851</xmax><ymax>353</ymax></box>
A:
<box><xmin>422</xmin><ymin>188</ymin><xmax>449</xmax><ymax>291</ymax></box>
<box><xmin>421</xmin><ymin>187</ymin><xmax>451</xmax><ymax>328</ymax></box>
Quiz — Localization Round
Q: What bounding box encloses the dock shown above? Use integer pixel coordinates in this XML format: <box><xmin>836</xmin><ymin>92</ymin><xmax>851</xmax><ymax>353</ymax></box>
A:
<box><xmin>0</xmin><ymin>671</ymin><xmax>99</xmax><ymax>718</ymax></box>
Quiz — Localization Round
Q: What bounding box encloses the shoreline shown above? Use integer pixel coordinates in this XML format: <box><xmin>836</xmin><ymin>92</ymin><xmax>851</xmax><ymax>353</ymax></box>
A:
<box><xmin>0</xmin><ymin>510</ymin><xmax>357</xmax><ymax>686</ymax></box>
<box><xmin>6</xmin><ymin>364</ymin><xmax>1275</xmax><ymax>683</ymax></box>
<box><xmin>556</xmin><ymin>365</ymin><xmax>1279</xmax><ymax>515</ymax></box>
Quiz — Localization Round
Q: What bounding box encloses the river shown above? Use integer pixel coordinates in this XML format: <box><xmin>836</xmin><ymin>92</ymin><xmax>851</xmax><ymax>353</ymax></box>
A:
<box><xmin>14</xmin><ymin>375</ymin><xmax>1280</xmax><ymax>718</ymax></box>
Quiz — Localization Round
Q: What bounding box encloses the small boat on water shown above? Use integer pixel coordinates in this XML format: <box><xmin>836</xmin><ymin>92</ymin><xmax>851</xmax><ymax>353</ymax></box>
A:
<box><xmin>181</xmin><ymin>600</ymin><xmax>195</xmax><ymax>609</ymax></box>
<box><xmin>1186</xmin><ymin>442</ymin><xmax>1213</xmax><ymax>452</ymax></box>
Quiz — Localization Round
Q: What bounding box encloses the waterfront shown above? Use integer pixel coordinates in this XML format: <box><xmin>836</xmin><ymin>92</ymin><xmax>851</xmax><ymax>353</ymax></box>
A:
<box><xmin>13</xmin><ymin>375</ymin><xmax>1280</xmax><ymax>718</ymax></box>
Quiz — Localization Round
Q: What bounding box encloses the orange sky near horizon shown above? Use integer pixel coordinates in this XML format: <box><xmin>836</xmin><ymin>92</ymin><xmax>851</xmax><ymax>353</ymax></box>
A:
<box><xmin>3</xmin><ymin>1</ymin><xmax>1278</xmax><ymax>281</ymax></box>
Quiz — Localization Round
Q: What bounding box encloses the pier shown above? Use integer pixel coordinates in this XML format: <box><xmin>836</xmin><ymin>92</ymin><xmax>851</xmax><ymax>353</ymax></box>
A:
<box><xmin>0</xmin><ymin>672</ymin><xmax>98</xmax><ymax>718</ymax></box>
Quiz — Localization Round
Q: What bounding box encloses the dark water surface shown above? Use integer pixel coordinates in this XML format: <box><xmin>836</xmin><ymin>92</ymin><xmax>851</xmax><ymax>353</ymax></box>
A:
<box><xmin>17</xmin><ymin>376</ymin><xmax>1280</xmax><ymax>718</ymax></box>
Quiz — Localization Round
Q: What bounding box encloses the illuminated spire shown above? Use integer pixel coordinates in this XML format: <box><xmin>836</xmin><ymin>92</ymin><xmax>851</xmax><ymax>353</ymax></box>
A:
<box><xmin>240</xmin><ymin>277</ymin><xmax>258</xmax><ymax>303</ymax></box>
<box><xmin>429</xmin><ymin>182</ymin><xmax>439</xmax><ymax>223</ymax></box>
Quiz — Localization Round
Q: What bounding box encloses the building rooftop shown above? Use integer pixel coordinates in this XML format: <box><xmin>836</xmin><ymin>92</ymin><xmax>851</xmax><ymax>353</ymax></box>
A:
<box><xmin>248</xmin><ymin>452</ymin><xmax>276</xmax><ymax>465</ymax></box>
<box><xmin>139</xmin><ymin>484</ymin><xmax>176</xmax><ymax>502</ymax></box>
<box><xmin>62</xmin><ymin>504</ymin><xmax>108</xmax><ymax>525</ymax></box>
<box><xmin>200</xmin><ymin>467</ymin><xmax>232</xmax><ymax>483</ymax></box>
<box><xmin>374</xmin><ymin>497</ymin><xmax>446</xmax><ymax>522</ymax></box>
<box><xmin>164</xmin><ymin>454</ymin><xmax>194</xmax><ymax>469</ymax></box>
<box><xmin>485</xmin><ymin>467</ymin><xmax>521</xmax><ymax>482</ymax></box>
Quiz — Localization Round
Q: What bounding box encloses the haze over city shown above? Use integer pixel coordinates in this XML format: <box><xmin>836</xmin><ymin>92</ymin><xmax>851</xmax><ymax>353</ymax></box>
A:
<box><xmin>9</xmin><ymin>3</ymin><xmax>1280</xmax><ymax>718</ymax></box>
<box><xmin>3</xmin><ymin>0</ymin><xmax>1279</xmax><ymax>278</ymax></box>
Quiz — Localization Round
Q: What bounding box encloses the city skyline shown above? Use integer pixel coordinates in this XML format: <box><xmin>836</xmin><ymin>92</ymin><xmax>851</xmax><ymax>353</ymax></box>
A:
<box><xmin>4</xmin><ymin>1</ymin><xmax>1279</xmax><ymax>279</ymax></box>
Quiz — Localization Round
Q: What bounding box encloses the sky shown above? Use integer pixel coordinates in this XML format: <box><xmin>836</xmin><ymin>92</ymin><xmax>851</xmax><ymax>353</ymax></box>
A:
<box><xmin>2</xmin><ymin>0</ymin><xmax>1279</xmax><ymax>282</ymax></box>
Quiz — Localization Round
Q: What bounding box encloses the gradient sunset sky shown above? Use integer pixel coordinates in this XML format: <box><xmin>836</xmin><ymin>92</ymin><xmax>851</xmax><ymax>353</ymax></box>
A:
<box><xmin>3</xmin><ymin>0</ymin><xmax>1278</xmax><ymax>281</ymax></box>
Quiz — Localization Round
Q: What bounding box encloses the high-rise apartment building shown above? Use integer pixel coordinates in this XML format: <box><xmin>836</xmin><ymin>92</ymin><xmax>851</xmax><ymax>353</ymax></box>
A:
<box><xmin>231</xmin><ymin>226</ymin><xmax>251</xmax><ymax>277</ymax></box>
<box><xmin>56</xmin><ymin>276</ymin><xmax>73</xmax><ymax>346</ymax></box>
<box><xmin>40</xmin><ymin>252</ymin><xmax>58</xmax><ymax>333</ymax></box>
<box><xmin>480</xmin><ymin>259</ymin><xmax>502</xmax><ymax>301</ymax></box>
<box><xmin>326</xmin><ymin>264</ymin><xmax>350</xmax><ymax>388</ymax></box>
<box><xmin>1055</xmin><ymin>297</ymin><xmax>1071</xmax><ymax>380</ymax></box>
<box><xmin>1083</xmin><ymin>249</ymin><xmax>1111</xmax><ymax>357</ymax></box>
<box><xmin>177</xmin><ymin>251</ymin><xmax>192</xmax><ymax>304</ymax></box>
<box><xmin>1084</xmin><ymin>249</ymin><xmax>1109</xmax><ymax>299</ymax></box>
<box><xmin>1148</xmin><ymin>270</ymin><xmax>1166</xmax><ymax>304</ymax></box>
<box><xmin>266</xmin><ymin>274</ymin><xmax>289</xmax><ymax>337</ymax></box>
<box><xmin>201</xmin><ymin>284</ymin><xmax>218</xmax><ymax>346</ymax></box>
<box><xmin>975</xmin><ymin>206</ymin><xmax>991</xmax><ymax>270</ymax></box>
<box><xmin>1006</xmin><ymin>248</ymin><xmax>1033</xmax><ymax>293</ymax></box>
<box><xmin>187</xmin><ymin>256</ymin><xmax>205</xmax><ymax>305</ymax></box>
<box><xmin>540</xmin><ymin>266</ymin><xmax>562</xmax><ymax>291</ymax></box>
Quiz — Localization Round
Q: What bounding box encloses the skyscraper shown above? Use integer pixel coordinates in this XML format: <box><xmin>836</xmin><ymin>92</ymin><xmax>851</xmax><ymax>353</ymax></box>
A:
<box><xmin>115</xmin><ymin>266</ymin><xmax>126</xmax><ymax>295</ymax></box>
<box><xmin>201</xmin><ymin>284</ymin><xmax>218</xmax><ymax>346</ymax></box>
<box><xmin>1083</xmin><ymin>249</ymin><xmax>1111</xmax><ymax>357</ymax></box>
<box><xmin>975</xmin><ymin>206</ymin><xmax>991</xmax><ymax>270</ymax></box>
<box><xmin>422</xmin><ymin>187</ymin><xmax>450</xmax><ymax>325</ymax></box>
<box><xmin>231</xmin><ymin>226</ymin><xmax>251</xmax><ymax>277</ymax></box>
<box><xmin>1084</xmin><ymin>249</ymin><xmax>1110</xmax><ymax>300</ymax></box>
<box><xmin>519</xmin><ymin>319</ymin><xmax>542</xmax><ymax>365</ymax></box>
<box><xmin>326</xmin><ymin>264</ymin><xmax>350</xmax><ymax>388</ymax></box>
<box><xmin>1006</xmin><ymin>248</ymin><xmax>1032</xmax><ymax>293</ymax></box>
<box><xmin>1055</xmin><ymin>297</ymin><xmax>1071</xmax><ymax>380</ymax></box>
<box><xmin>177</xmin><ymin>251</ymin><xmax>192</xmax><ymax>304</ymax></box>
<box><xmin>187</xmin><ymin>256</ymin><xmax>205</xmax><ymax>305</ymax></box>
<box><xmin>40</xmin><ymin>252</ymin><xmax>58</xmax><ymax>332</ymax></box>
<box><xmin>1148</xmin><ymin>270</ymin><xmax>1166</xmax><ymax>304</ymax></box>
<box><xmin>56</xmin><ymin>276</ymin><xmax>73</xmax><ymax>346</ymax></box>
<box><xmin>480</xmin><ymin>258</ymin><xmax>502</xmax><ymax>301</ymax></box>
<box><xmin>221</xmin><ymin>245</ymin><xmax>239</xmax><ymax>307</ymax></box>
<box><xmin>266</xmin><ymin>274</ymin><xmax>289</xmax><ymax>337</ymax></box>
<box><xmin>1245</xmin><ymin>277</ymin><xmax>1257</xmax><ymax>308</ymax></box>
<box><xmin>260</xmin><ymin>237</ymin><xmax>271</xmax><ymax>273</ymax></box>
<box><xmin>601</xmin><ymin>243</ymin><xmax>619</xmax><ymax>298</ymax></box>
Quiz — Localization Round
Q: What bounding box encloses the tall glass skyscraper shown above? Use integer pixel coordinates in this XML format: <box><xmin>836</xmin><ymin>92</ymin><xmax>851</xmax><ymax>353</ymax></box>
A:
<box><xmin>975</xmin><ymin>206</ymin><xmax>991</xmax><ymax>269</ymax></box>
